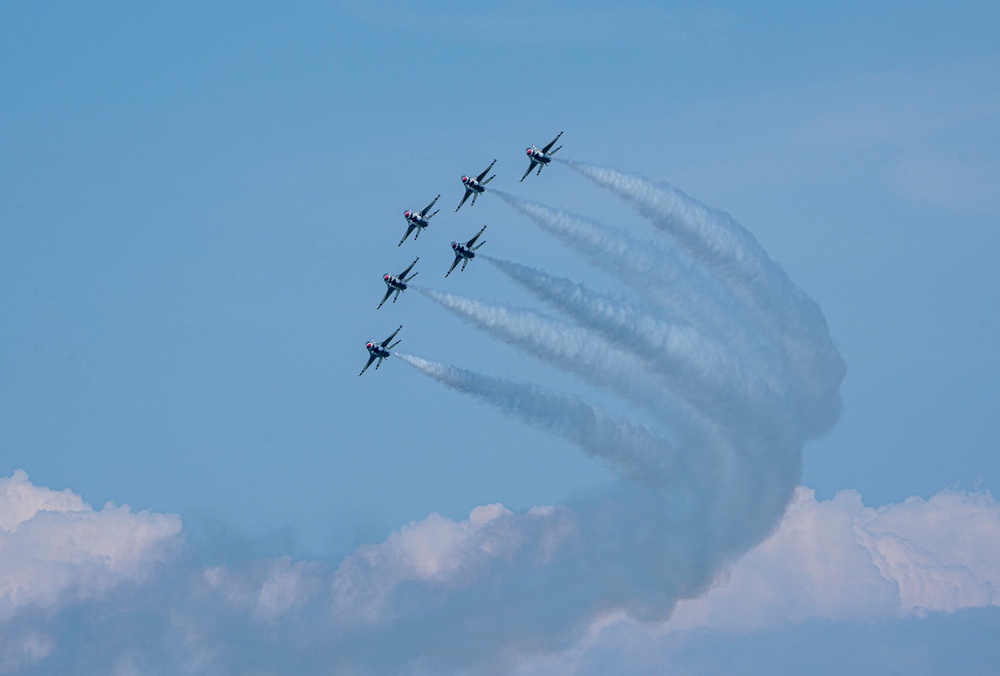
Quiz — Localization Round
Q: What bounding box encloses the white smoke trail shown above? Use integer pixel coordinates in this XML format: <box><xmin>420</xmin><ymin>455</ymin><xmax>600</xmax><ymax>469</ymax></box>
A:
<box><xmin>414</xmin><ymin>283</ymin><xmax>799</xmax><ymax>455</ymax></box>
<box><xmin>491</xmin><ymin>188</ymin><xmax>755</xmax><ymax>343</ymax></box>
<box><xmin>389</xmin><ymin>352</ymin><xmax>803</xmax><ymax>665</ymax></box>
<box><xmin>477</xmin><ymin>255</ymin><xmax>805</xmax><ymax>437</ymax></box>
<box><xmin>557</xmin><ymin>158</ymin><xmax>846</xmax><ymax>408</ymax></box>
<box><xmin>379</xmin><ymin>157</ymin><xmax>845</xmax><ymax>672</ymax></box>
<box><xmin>413</xmin><ymin>286</ymin><xmax>701</xmax><ymax>419</ymax></box>
<box><xmin>395</xmin><ymin>353</ymin><xmax>685</xmax><ymax>487</ymax></box>
<box><xmin>488</xmin><ymin>188</ymin><xmax>817</xmax><ymax>416</ymax></box>
<box><xmin>556</xmin><ymin>159</ymin><xmax>783</xmax><ymax>292</ymax></box>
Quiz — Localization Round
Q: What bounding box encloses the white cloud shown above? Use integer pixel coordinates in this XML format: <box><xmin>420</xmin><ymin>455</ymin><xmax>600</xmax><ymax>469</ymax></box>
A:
<box><xmin>0</xmin><ymin>469</ymin><xmax>86</xmax><ymax>532</ymax></box>
<box><xmin>661</xmin><ymin>486</ymin><xmax>1000</xmax><ymax>634</ymax></box>
<box><xmin>511</xmin><ymin>486</ymin><xmax>1000</xmax><ymax>675</ymax></box>
<box><xmin>204</xmin><ymin>556</ymin><xmax>327</xmax><ymax>622</ymax></box>
<box><xmin>0</xmin><ymin>470</ymin><xmax>182</xmax><ymax>621</ymax></box>
<box><xmin>865</xmin><ymin>489</ymin><xmax>1000</xmax><ymax>614</ymax></box>
<box><xmin>328</xmin><ymin>502</ymin><xmax>575</xmax><ymax>626</ymax></box>
<box><xmin>540</xmin><ymin>484</ymin><xmax>1000</xmax><ymax>671</ymax></box>
<box><xmin>2</xmin><ymin>471</ymin><xmax>999</xmax><ymax>674</ymax></box>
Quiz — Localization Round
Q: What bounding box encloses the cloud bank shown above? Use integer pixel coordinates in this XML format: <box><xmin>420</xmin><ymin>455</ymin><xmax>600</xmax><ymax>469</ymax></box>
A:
<box><xmin>513</xmin><ymin>485</ymin><xmax>1000</xmax><ymax>675</ymax></box>
<box><xmin>0</xmin><ymin>470</ymin><xmax>181</xmax><ymax>672</ymax></box>
<box><xmin>2</xmin><ymin>471</ymin><xmax>999</xmax><ymax>674</ymax></box>
<box><xmin>667</xmin><ymin>485</ymin><xmax>1000</xmax><ymax>632</ymax></box>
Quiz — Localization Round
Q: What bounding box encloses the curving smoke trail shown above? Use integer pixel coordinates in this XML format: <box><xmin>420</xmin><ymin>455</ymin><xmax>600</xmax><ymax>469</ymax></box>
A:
<box><xmin>476</xmin><ymin>255</ymin><xmax>799</xmax><ymax>437</ymax></box>
<box><xmin>413</xmin><ymin>286</ymin><xmax>700</xmax><ymax>418</ymax></box>
<box><xmin>491</xmin><ymin>188</ymin><xmax>755</xmax><ymax>344</ymax></box>
<box><xmin>556</xmin><ymin>159</ymin><xmax>770</xmax><ymax>283</ymax></box>
<box><xmin>557</xmin><ymin>158</ymin><xmax>846</xmax><ymax>418</ymax></box>
<box><xmin>494</xmin><ymin>179</ymin><xmax>844</xmax><ymax>437</ymax></box>
<box><xmin>385</xmin><ymin>160</ymin><xmax>844</xmax><ymax>671</ymax></box>
<box><xmin>386</xmin><ymin>351</ymin><xmax>806</xmax><ymax>671</ymax></box>
<box><xmin>395</xmin><ymin>353</ymin><xmax>685</xmax><ymax>487</ymax></box>
<box><xmin>411</xmin><ymin>285</ymin><xmax>732</xmax><ymax>465</ymax></box>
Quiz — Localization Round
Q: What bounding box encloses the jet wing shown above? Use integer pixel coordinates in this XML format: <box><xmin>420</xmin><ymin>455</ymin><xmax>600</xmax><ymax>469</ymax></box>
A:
<box><xmin>466</xmin><ymin>225</ymin><xmax>487</xmax><ymax>247</ymax></box>
<box><xmin>376</xmin><ymin>287</ymin><xmax>394</xmax><ymax>310</ymax></box>
<box><xmin>445</xmin><ymin>254</ymin><xmax>462</xmax><ymax>277</ymax></box>
<box><xmin>359</xmin><ymin>353</ymin><xmax>377</xmax><ymax>376</ymax></box>
<box><xmin>542</xmin><ymin>131</ymin><xmax>563</xmax><ymax>153</ymax></box>
<box><xmin>455</xmin><ymin>188</ymin><xmax>472</xmax><ymax>212</ymax></box>
<box><xmin>422</xmin><ymin>194</ymin><xmax>440</xmax><ymax>215</ymax></box>
<box><xmin>476</xmin><ymin>159</ymin><xmax>497</xmax><ymax>182</ymax></box>
<box><xmin>398</xmin><ymin>223</ymin><xmax>417</xmax><ymax>246</ymax></box>
<box><xmin>398</xmin><ymin>257</ymin><xmax>419</xmax><ymax>279</ymax></box>
<box><xmin>520</xmin><ymin>160</ymin><xmax>537</xmax><ymax>182</ymax></box>
<box><xmin>380</xmin><ymin>325</ymin><xmax>403</xmax><ymax>347</ymax></box>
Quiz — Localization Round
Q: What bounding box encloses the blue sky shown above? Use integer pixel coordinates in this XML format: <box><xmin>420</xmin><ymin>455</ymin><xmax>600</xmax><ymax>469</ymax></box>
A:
<box><xmin>2</xmin><ymin>1</ymin><xmax>999</xmax><ymax>673</ymax></box>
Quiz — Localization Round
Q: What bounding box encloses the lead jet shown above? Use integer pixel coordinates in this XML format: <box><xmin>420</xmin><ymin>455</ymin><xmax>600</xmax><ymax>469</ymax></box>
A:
<box><xmin>359</xmin><ymin>325</ymin><xmax>402</xmax><ymax>376</ymax></box>
<box><xmin>445</xmin><ymin>225</ymin><xmax>486</xmax><ymax>277</ymax></box>
<box><xmin>520</xmin><ymin>131</ymin><xmax>563</xmax><ymax>182</ymax></box>
<box><xmin>399</xmin><ymin>195</ymin><xmax>440</xmax><ymax>246</ymax></box>
<box><xmin>377</xmin><ymin>258</ymin><xmax>419</xmax><ymax>309</ymax></box>
<box><xmin>456</xmin><ymin>159</ymin><xmax>496</xmax><ymax>211</ymax></box>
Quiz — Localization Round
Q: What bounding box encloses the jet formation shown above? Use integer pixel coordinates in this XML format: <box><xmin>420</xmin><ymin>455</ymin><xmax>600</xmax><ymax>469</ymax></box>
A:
<box><xmin>360</xmin><ymin>133</ymin><xmax>563</xmax><ymax>375</ymax></box>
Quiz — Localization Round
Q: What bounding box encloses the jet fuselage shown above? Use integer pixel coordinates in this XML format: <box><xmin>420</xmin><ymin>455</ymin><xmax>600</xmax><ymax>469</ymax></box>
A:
<box><xmin>383</xmin><ymin>274</ymin><xmax>408</xmax><ymax>292</ymax></box>
<box><xmin>526</xmin><ymin>146</ymin><xmax>553</xmax><ymax>165</ymax></box>
<box><xmin>461</xmin><ymin>176</ymin><xmax>487</xmax><ymax>194</ymax></box>
<box><xmin>451</xmin><ymin>242</ymin><xmax>476</xmax><ymax>260</ymax></box>
<box><xmin>404</xmin><ymin>211</ymin><xmax>430</xmax><ymax>229</ymax></box>
<box><xmin>365</xmin><ymin>342</ymin><xmax>390</xmax><ymax>360</ymax></box>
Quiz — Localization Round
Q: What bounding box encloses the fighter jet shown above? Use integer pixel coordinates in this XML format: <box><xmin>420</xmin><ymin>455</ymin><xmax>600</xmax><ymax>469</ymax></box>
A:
<box><xmin>377</xmin><ymin>258</ymin><xmax>419</xmax><ymax>309</ymax></box>
<box><xmin>520</xmin><ymin>131</ymin><xmax>563</xmax><ymax>182</ymax></box>
<box><xmin>456</xmin><ymin>159</ymin><xmax>496</xmax><ymax>211</ymax></box>
<box><xmin>399</xmin><ymin>195</ymin><xmax>440</xmax><ymax>246</ymax></box>
<box><xmin>359</xmin><ymin>325</ymin><xmax>402</xmax><ymax>376</ymax></box>
<box><xmin>445</xmin><ymin>225</ymin><xmax>486</xmax><ymax>277</ymax></box>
